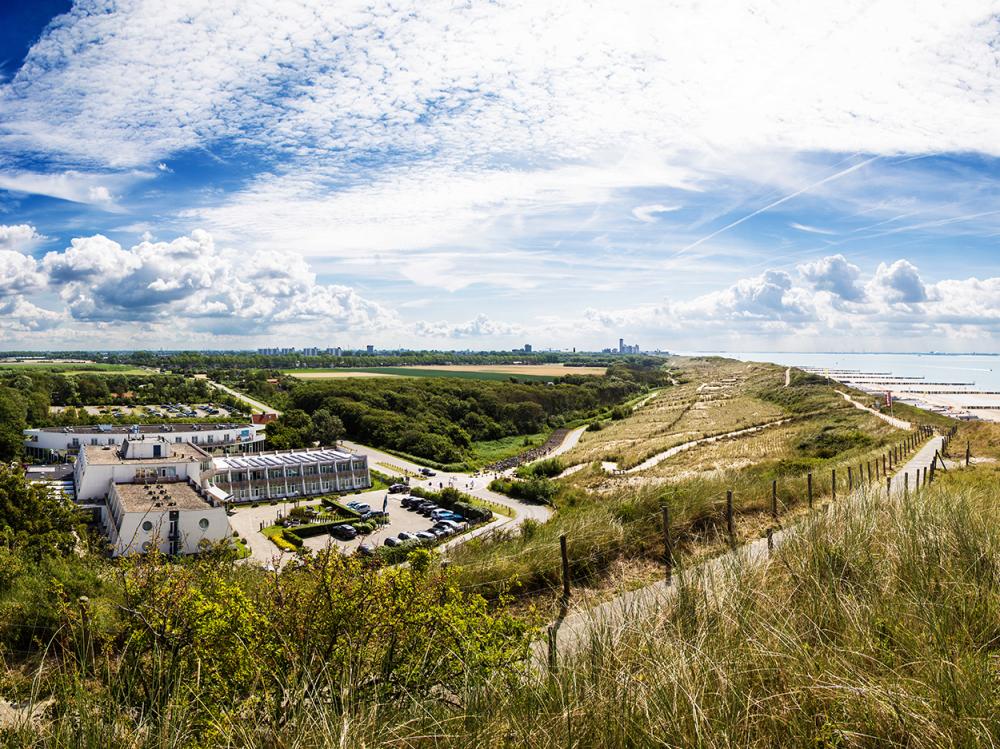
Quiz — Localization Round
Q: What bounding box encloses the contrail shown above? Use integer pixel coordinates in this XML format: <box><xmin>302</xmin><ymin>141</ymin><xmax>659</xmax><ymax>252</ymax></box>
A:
<box><xmin>672</xmin><ymin>156</ymin><xmax>879</xmax><ymax>256</ymax></box>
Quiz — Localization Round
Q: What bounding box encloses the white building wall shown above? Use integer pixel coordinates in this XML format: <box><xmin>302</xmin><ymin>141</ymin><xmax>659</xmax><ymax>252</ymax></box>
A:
<box><xmin>25</xmin><ymin>424</ymin><xmax>266</xmax><ymax>454</ymax></box>
<box><xmin>74</xmin><ymin>449</ymin><xmax>203</xmax><ymax>501</ymax></box>
<box><xmin>110</xmin><ymin>505</ymin><xmax>230</xmax><ymax>556</ymax></box>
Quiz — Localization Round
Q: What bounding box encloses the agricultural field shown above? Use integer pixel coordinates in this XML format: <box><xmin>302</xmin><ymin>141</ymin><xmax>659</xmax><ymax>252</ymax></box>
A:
<box><xmin>284</xmin><ymin>363</ymin><xmax>605</xmax><ymax>382</ymax></box>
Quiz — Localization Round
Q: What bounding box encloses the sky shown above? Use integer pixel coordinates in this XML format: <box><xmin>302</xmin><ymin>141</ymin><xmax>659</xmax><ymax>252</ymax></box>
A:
<box><xmin>1</xmin><ymin>1</ymin><xmax>1000</xmax><ymax>352</ymax></box>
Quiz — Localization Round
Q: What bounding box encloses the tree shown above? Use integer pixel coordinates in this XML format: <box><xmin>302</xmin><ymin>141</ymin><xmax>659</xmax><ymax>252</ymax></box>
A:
<box><xmin>0</xmin><ymin>388</ymin><xmax>27</xmax><ymax>461</ymax></box>
<box><xmin>0</xmin><ymin>464</ymin><xmax>78</xmax><ymax>558</ymax></box>
<box><xmin>310</xmin><ymin>409</ymin><xmax>344</xmax><ymax>446</ymax></box>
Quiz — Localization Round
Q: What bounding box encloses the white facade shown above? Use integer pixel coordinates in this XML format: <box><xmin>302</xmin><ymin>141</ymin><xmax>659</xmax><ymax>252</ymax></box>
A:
<box><xmin>25</xmin><ymin>422</ymin><xmax>265</xmax><ymax>458</ymax></box>
<box><xmin>106</xmin><ymin>482</ymin><xmax>230</xmax><ymax>556</ymax></box>
<box><xmin>74</xmin><ymin>439</ymin><xmax>211</xmax><ymax>501</ymax></box>
<box><xmin>212</xmin><ymin>447</ymin><xmax>370</xmax><ymax>501</ymax></box>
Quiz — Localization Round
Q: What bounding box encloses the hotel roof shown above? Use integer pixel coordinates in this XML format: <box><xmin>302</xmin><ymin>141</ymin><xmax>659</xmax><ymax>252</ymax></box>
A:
<box><xmin>34</xmin><ymin>423</ymin><xmax>257</xmax><ymax>434</ymax></box>
<box><xmin>213</xmin><ymin>448</ymin><xmax>357</xmax><ymax>471</ymax></box>
<box><xmin>81</xmin><ymin>441</ymin><xmax>210</xmax><ymax>465</ymax></box>
<box><xmin>112</xmin><ymin>481</ymin><xmax>214</xmax><ymax>512</ymax></box>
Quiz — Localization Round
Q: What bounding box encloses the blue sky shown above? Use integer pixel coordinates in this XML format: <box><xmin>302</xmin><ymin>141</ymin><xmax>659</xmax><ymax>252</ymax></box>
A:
<box><xmin>1</xmin><ymin>1</ymin><xmax>1000</xmax><ymax>351</ymax></box>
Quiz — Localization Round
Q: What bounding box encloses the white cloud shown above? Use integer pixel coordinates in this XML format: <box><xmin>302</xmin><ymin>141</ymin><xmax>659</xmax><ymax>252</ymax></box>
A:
<box><xmin>868</xmin><ymin>259</ymin><xmax>928</xmax><ymax>304</ymax></box>
<box><xmin>789</xmin><ymin>222</ymin><xmax>836</xmax><ymax>235</ymax></box>
<box><xmin>38</xmin><ymin>229</ymin><xmax>395</xmax><ymax>334</ymax></box>
<box><xmin>0</xmin><ymin>249</ymin><xmax>45</xmax><ymax>297</ymax></box>
<box><xmin>798</xmin><ymin>254</ymin><xmax>864</xmax><ymax>301</ymax></box>
<box><xmin>0</xmin><ymin>224</ymin><xmax>44</xmax><ymax>251</ymax></box>
<box><xmin>414</xmin><ymin>313</ymin><xmax>524</xmax><ymax>339</ymax></box>
<box><xmin>0</xmin><ymin>169</ymin><xmax>139</xmax><ymax>208</ymax></box>
<box><xmin>632</xmin><ymin>204</ymin><xmax>681</xmax><ymax>223</ymax></box>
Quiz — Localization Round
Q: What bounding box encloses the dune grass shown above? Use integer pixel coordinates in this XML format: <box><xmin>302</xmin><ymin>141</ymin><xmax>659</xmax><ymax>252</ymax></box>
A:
<box><xmin>11</xmin><ymin>460</ymin><xmax>999</xmax><ymax>747</ymax></box>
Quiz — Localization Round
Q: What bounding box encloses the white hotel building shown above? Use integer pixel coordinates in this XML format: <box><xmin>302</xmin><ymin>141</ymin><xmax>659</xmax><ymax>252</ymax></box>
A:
<box><xmin>24</xmin><ymin>422</ymin><xmax>266</xmax><ymax>461</ymax></box>
<box><xmin>211</xmin><ymin>447</ymin><xmax>371</xmax><ymax>501</ymax></box>
<box><xmin>74</xmin><ymin>437</ymin><xmax>232</xmax><ymax>556</ymax></box>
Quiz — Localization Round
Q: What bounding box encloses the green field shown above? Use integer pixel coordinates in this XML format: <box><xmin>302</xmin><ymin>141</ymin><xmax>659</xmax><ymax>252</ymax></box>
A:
<box><xmin>283</xmin><ymin>367</ymin><xmax>559</xmax><ymax>382</ymax></box>
<box><xmin>0</xmin><ymin>362</ymin><xmax>152</xmax><ymax>375</ymax></box>
<box><xmin>469</xmin><ymin>431</ymin><xmax>549</xmax><ymax>466</ymax></box>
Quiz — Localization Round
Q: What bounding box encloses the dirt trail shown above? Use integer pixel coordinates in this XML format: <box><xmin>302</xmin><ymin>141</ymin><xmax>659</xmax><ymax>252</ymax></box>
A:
<box><xmin>602</xmin><ymin>417</ymin><xmax>792</xmax><ymax>474</ymax></box>
<box><xmin>839</xmin><ymin>391</ymin><xmax>910</xmax><ymax>429</ymax></box>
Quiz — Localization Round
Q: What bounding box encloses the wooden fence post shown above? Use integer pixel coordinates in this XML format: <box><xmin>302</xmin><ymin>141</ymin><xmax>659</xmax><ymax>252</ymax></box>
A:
<box><xmin>771</xmin><ymin>479</ymin><xmax>777</xmax><ymax>520</ymax></box>
<box><xmin>867</xmin><ymin>461</ymin><xmax>872</xmax><ymax>483</ymax></box>
<box><xmin>766</xmin><ymin>527</ymin><xmax>774</xmax><ymax>554</ymax></box>
<box><xmin>966</xmin><ymin>441</ymin><xmax>971</xmax><ymax>467</ymax></box>
<box><xmin>726</xmin><ymin>490</ymin><xmax>735</xmax><ymax>547</ymax></box>
<box><xmin>886</xmin><ymin>476</ymin><xmax>891</xmax><ymax>498</ymax></box>
<box><xmin>883</xmin><ymin>454</ymin><xmax>887</xmax><ymax>475</ymax></box>
<box><xmin>848</xmin><ymin>466</ymin><xmax>853</xmax><ymax>492</ymax></box>
<box><xmin>807</xmin><ymin>473</ymin><xmax>813</xmax><ymax>509</ymax></box>
<box><xmin>547</xmin><ymin>624</ymin><xmax>557</xmax><ymax>673</ymax></box>
<box><xmin>661</xmin><ymin>505</ymin><xmax>673</xmax><ymax>583</ymax></box>
<box><xmin>904</xmin><ymin>471</ymin><xmax>908</xmax><ymax>500</ymax></box>
<box><xmin>831</xmin><ymin>469</ymin><xmax>836</xmax><ymax>502</ymax></box>
<box><xmin>923</xmin><ymin>466</ymin><xmax>927</xmax><ymax>486</ymax></box>
<box><xmin>559</xmin><ymin>534</ymin><xmax>571</xmax><ymax>606</ymax></box>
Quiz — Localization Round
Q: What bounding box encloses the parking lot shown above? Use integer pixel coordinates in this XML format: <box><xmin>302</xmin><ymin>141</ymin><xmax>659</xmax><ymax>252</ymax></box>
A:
<box><xmin>50</xmin><ymin>402</ymin><xmax>237</xmax><ymax>419</ymax></box>
<box><xmin>229</xmin><ymin>488</ymin><xmax>462</xmax><ymax>563</ymax></box>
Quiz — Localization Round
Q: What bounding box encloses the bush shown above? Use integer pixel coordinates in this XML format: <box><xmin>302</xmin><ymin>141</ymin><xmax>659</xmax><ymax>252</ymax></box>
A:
<box><xmin>587</xmin><ymin>420</ymin><xmax>605</xmax><ymax>432</ymax></box>
<box><xmin>281</xmin><ymin>529</ymin><xmax>304</xmax><ymax>548</ymax></box>
<box><xmin>489</xmin><ymin>476</ymin><xmax>557</xmax><ymax>505</ymax></box>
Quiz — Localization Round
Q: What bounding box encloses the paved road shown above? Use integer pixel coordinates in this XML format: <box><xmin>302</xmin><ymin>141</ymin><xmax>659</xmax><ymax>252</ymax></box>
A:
<box><xmin>207</xmin><ymin>380</ymin><xmax>283</xmax><ymax>416</ymax></box>
<box><xmin>340</xmin><ymin>439</ymin><xmax>553</xmax><ymax>525</ymax></box>
<box><xmin>535</xmin><ymin>434</ymin><xmax>945</xmax><ymax>667</ymax></box>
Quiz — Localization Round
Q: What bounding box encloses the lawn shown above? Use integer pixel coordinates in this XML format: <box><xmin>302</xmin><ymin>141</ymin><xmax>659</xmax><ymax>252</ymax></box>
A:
<box><xmin>468</xmin><ymin>432</ymin><xmax>549</xmax><ymax>467</ymax></box>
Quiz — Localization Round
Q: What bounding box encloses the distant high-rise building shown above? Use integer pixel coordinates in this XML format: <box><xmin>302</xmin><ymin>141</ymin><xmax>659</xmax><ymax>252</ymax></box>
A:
<box><xmin>618</xmin><ymin>338</ymin><xmax>624</xmax><ymax>353</ymax></box>
<box><xmin>366</xmin><ymin>344</ymin><xmax>374</xmax><ymax>354</ymax></box>
<box><xmin>524</xmin><ymin>344</ymin><xmax>532</xmax><ymax>353</ymax></box>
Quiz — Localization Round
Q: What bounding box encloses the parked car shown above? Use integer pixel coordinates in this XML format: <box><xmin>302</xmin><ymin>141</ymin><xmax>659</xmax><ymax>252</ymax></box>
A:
<box><xmin>364</xmin><ymin>510</ymin><xmax>389</xmax><ymax>523</ymax></box>
<box><xmin>429</xmin><ymin>525</ymin><xmax>453</xmax><ymax>537</ymax></box>
<box><xmin>330</xmin><ymin>524</ymin><xmax>357</xmax><ymax>540</ymax></box>
<box><xmin>415</xmin><ymin>531</ymin><xmax>436</xmax><ymax>541</ymax></box>
<box><xmin>346</xmin><ymin>501</ymin><xmax>363</xmax><ymax>509</ymax></box>
<box><xmin>438</xmin><ymin>511</ymin><xmax>465</xmax><ymax>523</ymax></box>
<box><xmin>388</xmin><ymin>483</ymin><xmax>408</xmax><ymax>493</ymax></box>
<box><xmin>437</xmin><ymin>519</ymin><xmax>466</xmax><ymax>531</ymax></box>
<box><xmin>418</xmin><ymin>504</ymin><xmax>440</xmax><ymax>517</ymax></box>
<box><xmin>430</xmin><ymin>508</ymin><xmax>458</xmax><ymax>521</ymax></box>
<box><xmin>357</xmin><ymin>543</ymin><xmax>375</xmax><ymax>556</ymax></box>
<box><xmin>400</xmin><ymin>496</ymin><xmax>418</xmax><ymax>508</ymax></box>
<box><xmin>384</xmin><ymin>537</ymin><xmax>400</xmax><ymax>547</ymax></box>
<box><xmin>352</xmin><ymin>504</ymin><xmax>371</xmax><ymax>515</ymax></box>
<box><xmin>397</xmin><ymin>531</ymin><xmax>416</xmax><ymax>541</ymax></box>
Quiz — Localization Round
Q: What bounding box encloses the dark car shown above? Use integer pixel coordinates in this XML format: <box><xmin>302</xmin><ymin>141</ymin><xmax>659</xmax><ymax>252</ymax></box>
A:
<box><xmin>397</xmin><ymin>531</ymin><xmax>416</xmax><ymax>542</ymax></box>
<box><xmin>418</xmin><ymin>504</ymin><xmax>440</xmax><ymax>517</ymax></box>
<box><xmin>357</xmin><ymin>543</ymin><xmax>375</xmax><ymax>556</ymax></box>
<box><xmin>419</xmin><ymin>468</ymin><xmax>436</xmax><ymax>477</ymax></box>
<box><xmin>330</xmin><ymin>524</ymin><xmax>358</xmax><ymax>540</ymax></box>
<box><xmin>400</xmin><ymin>495</ymin><xmax>418</xmax><ymax>508</ymax></box>
<box><xmin>384</xmin><ymin>537</ymin><xmax>400</xmax><ymax>547</ymax></box>
<box><xmin>388</xmin><ymin>483</ymin><xmax>408</xmax><ymax>493</ymax></box>
<box><xmin>364</xmin><ymin>510</ymin><xmax>389</xmax><ymax>523</ymax></box>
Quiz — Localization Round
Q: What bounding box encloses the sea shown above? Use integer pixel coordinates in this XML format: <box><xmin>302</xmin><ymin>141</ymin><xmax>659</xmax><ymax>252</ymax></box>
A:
<box><xmin>711</xmin><ymin>352</ymin><xmax>1000</xmax><ymax>389</ymax></box>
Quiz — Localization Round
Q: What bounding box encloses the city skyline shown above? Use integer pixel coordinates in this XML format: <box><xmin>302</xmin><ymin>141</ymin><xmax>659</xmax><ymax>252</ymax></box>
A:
<box><xmin>2</xmin><ymin>2</ymin><xmax>1000</xmax><ymax>351</ymax></box>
